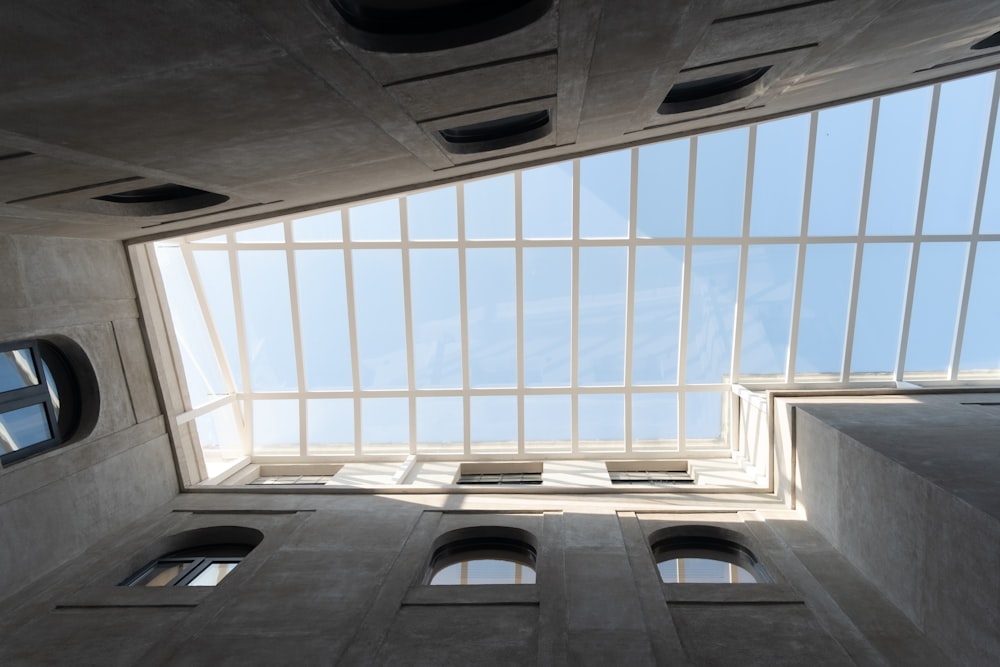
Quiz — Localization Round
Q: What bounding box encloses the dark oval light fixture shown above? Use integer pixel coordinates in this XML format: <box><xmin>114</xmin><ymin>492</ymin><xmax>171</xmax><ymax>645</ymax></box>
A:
<box><xmin>438</xmin><ymin>109</ymin><xmax>551</xmax><ymax>154</ymax></box>
<box><xmin>90</xmin><ymin>183</ymin><xmax>229</xmax><ymax>217</ymax></box>
<box><xmin>659</xmin><ymin>66</ymin><xmax>772</xmax><ymax>115</ymax></box>
<box><xmin>330</xmin><ymin>0</ymin><xmax>552</xmax><ymax>53</ymax></box>
<box><xmin>972</xmin><ymin>30</ymin><xmax>1000</xmax><ymax>50</ymax></box>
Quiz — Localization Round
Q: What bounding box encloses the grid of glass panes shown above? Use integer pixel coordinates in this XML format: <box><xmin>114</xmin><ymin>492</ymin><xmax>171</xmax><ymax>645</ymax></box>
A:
<box><xmin>155</xmin><ymin>70</ymin><xmax>1000</xmax><ymax>460</ymax></box>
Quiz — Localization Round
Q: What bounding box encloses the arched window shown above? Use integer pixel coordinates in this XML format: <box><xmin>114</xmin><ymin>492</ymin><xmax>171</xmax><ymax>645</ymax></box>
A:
<box><xmin>123</xmin><ymin>545</ymin><xmax>253</xmax><ymax>587</ymax></box>
<box><xmin>0</xmin><ymin>337</ymin><xmax>98</xmax><ymax>464</ymax></box>
<box><xmin>659</xmin><ymin>66</ymin><xmax>771</xmax><ymax>115</ymax></box>
<box><xmin>120</xmin><ymin>526</ymin><xmax>263</xmax><ymax>588</ymax></box>
<box><xmin>427</xmin><ymin>528</ymin><xmax>537</xmax><ymax>585</ymax></box>
<box><xmin>652</xmin><ymin>534</ymin><xmax>769</xmax><ymax>584</ymax></box>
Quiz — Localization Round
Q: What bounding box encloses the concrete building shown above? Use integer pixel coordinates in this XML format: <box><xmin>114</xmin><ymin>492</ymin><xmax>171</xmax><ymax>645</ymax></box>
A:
<box><xmin>2</xmin><ymin>2</ymin><xmax>1000</xmax><ymax>664</ymax></box>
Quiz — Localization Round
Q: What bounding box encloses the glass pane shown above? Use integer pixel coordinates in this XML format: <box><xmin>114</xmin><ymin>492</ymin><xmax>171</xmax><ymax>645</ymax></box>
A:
<box><xmin>524</xmin><ymin>394</ymin><xmax>570</xmax><ymax>451</ymax></box>
<box><xmin>465</xmin><ymin>175</ymin><xmax>515</xmax><ymax>240</ymax></box>
<box><xmin>193</xmin><ymin>251</ymin><xmax>242</xmax><ymax>390</ymax></box>
<box><xmin>431</xmin><ymin>558</ymin><xmax>535</xmax><ymax>585</ymax></box>
<box><xmin>694</xmin><ymin>128</ymin><xmax>748</xmax><ymax>237</ymax></box>
<box><xmin>578</xmin><ymin>393</ymin><xmax>624</xmax><ymax>452</ymax></box>
<box><xmin>905</xmin><ymin>242</ymin><xmax>967</xmax><ymax>375</ymax></box>
<box><xmin>850</xmin><ymin>243</ymin><xmax>911</xmax><ymax>375</ymax></box>
<box><xmin>136</xmin><ymin>561</ymin><xmax>192</xmax><ymax>587</ymax></box>
<box><xmin>467</xmin><ymin>248</ymin><xmax>517</xmax><ymax>388</ymax></box>
<box><xmin>580</xmin><ymin>149</ymin><xmax>630</xmax><ymax>238</ymax></box>
<box><xmin>408</xmin><ymin>186</ymin><xmax>457</xmax><ymax>240</ymax></box>
<box><xmin>750</xmin><ymin>115</ymin><xmax>810</xmax><ymax>236</ymax></box>
<box><xmin>578</xmin><ymin>247</ymin><xmax>627</xmax><ymax>386</ymax></box>
<box><xmin>187</xmin><ymin>562</ymin><xmax>239</xmax><ymax>587</ymax></box>
<box><xmin>659</xmin><ymin>558</ymin><xmax>757</xmax><ymax>583</ymax></box>
<box><xmin>296</xmin><ymin>250</ymin><xmax>353</xmax><ymax>390</ymax></box>
<box><xmin>239</xmin><ymin>250</ymin><xmax>297</xmax><ymax>392</ymax></box>
<box><xmin>353</xmin><ymin>249</ymin><xmax>407</xmax><ymax>390</ymax></box>
<box><xmin>685</xmin><ymin>392</ymin><xmax>723</xmax><ymax>443</ymax></box>
<box><xmin>923</xmin><ymin>73</ymin><xmax>994</xmax><ymax>235</ymax></box>
<box><xmin>157</xmin><ymin>245</ymin><xmax>228</xmax><ymax>406</ymax></box>
<box><xmin>194</xmin><ymin>404</ymin><xmax>243</xmax><ymax>476</ymax></box>
<box><xmin>252</xmin><ymin>400</ymin><xmax>299</xmax><ymax>455</ymax></box>
<box><xmin>470</xmin><ymin>395</ymin><xmax>516</xmax><ymax>454</ymax></box>
<box><xmin>415</xmin><ymin>396</ymin><xmax>463</xmax><ymax>453</ymax></box>
<box><xmin>293</xmin><ymin>210</ymin><xmax>342</xmax><ymax>242</ymax></box>
<box><xmin>523</xmin><ymin>162</ymin><xmax>573</xmax><ymax>239</ymax></box>
<box><xmin>795</xmin><ymin>244</ymin><xmax>855</xmax><ymax>377</ymax></box>
<box><xmin>235</xmin><ymin>222</ymin><xmax>283</xmax><ymax>243</ymax></box>
<box><xmin>979</xmin><ymin>109</ymin><xmax>1000</xmax><ymax>235</ymax></box>
<box><xmin>959</xmin><ymin>242</ymin><xmax>1000</xmax><ymax>376</ymax></box>
<box><xmin>632</xmin><ymin>393</ymin><xmax>679</xmax><ymax>451</ymax></box>
<box><xmin>637</xmin><ymin>139</ymin><xmax>688</xmax><ymax>238</ymax></box>
<box><xmin>686</xmin><ymin>245</ymin><xmax>740</xmax><ymax>384</ymax></box>
<box><xmin>0</xmin><ymin>348</ymin><xmax>38</xmax><ymax>392</ymax></box>
<box><xmin>410</xmin><ymin>249</ymin><xmax>462</xmax><ymax>389</ymax></box>
<box><xmin>0</xmin><ymin>403</ymin><xmax>51</xmax><ymax>452</ymax></box>
<box><xmin>739</xmin><ymin>244</ymin><xmax>797</xmax><ymax>378</ymax></box>
<box><xmin>809</xmin><ymin>101</ymin><xmax>871</xmax><ymax>236</ymax></box>
<box><xmin>523</xmin><ymin>247</ymin><xmax>571</xmax><ymax>387</ymax></box>
<box><xmin>361</xmin><ymin>397</ymin><xmax>408</xmax><ymax>451</ymax></box>
<box><xmin>866</xmin><ymin>88</ymin><xmax>933</xmax><ymax>236</ymax></box>
<box><xmin>632</xmin><ymin>246</ymin><xmax>683</xmax><ymax>385</ymax></box>
<box><xmin>307</xmin><ymin>398</ymin><xmax>354</xmax><ymax>455</ymax></box>
<box><xmin>349</xmin><ymin>199</ymin><xmax>400</xmax><ymax>241</ymax></box>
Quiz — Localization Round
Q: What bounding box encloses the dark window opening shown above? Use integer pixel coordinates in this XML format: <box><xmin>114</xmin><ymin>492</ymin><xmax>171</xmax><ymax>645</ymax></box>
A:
<box><xmin>972</xmin><ymin>31</ymin><xmax>1000</xmax><ymax>50</ymax></box>
<box><xmin>428</xmin><ymin>536</ymin><xmax>537</xmax><ymax>585</ymax></box>
<box><xmin>609</xmin><ymin>470</ymin><xmax>694</xmax><ymax>485</ymax></box>
<box><xmin>331</xmin><ymin>0</ymin><xmax>552</xmax><ymax>53</ymax></box>
<box><xmin>123</xmin><ymin>544</ymin><xmax>252</xmax><ymax>587</ymax></box>
<box><xmin>438</xmin><ymin>110</ymin><xmax>552</xmax><ymax>154</ymax></box>
<box><xmin>653</xmin><ymin>535</ymin><xmax>768</xmax><ymax>584</ymax></box>
<box><xmin>0</xmin><ymin>337</ymin><xmax>98</xmax><ymax>465</ymax></box>
<box><xmin>659</xmin><ymin>66</ymin><xmax>771</xmax><ymax>115</ymax></box>
<box><xmin>90</xmin><ymin>183</ymin><xmax>228</xmax><ymax>217</ymax></box>
<box><xmin>458</xmin><ymin>471</ymin><xmax>542</xmax><ymax>485</ymax></box>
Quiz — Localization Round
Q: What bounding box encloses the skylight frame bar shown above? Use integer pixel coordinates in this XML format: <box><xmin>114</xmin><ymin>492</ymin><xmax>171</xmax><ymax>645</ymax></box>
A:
<box><xmin>623</xmin><ymin>147</ymin><xmax>639</xmax><ymax>453</ymax></box>
<box><xmin>246</xmin><ymin>384</ymin><xmax>727</xmax><ymax>400</ymax></box>
<box><xmin>281</xmin><ymin>220</ymin><xmax>309</xmax><ymax>456</ymax></box>
<box><xmin>676</xmin><ymin>137</ymin><xmax>698</xmax><ymax>451</ymax></box>
<box><xmin>785</xmin><ymin>111</ymin><xmax>819</xmax><ymax>384</ymax></box>
<box><xmin>339</xmin><ymin>210</ymin><xmax>364</xmax><ymax>456</ymax></box>
<box><xmin>895</xmin><ymin>83</ymin><xmax>942</xmax><ymax>383</ymax></box>
<box><xmin>841</xmin><ymin>98</ymin><xmax>881</xmax><ymax>382</ymax></box>
<box><xmin>457</xmin><ymin>184</ymin><xmax>472</xmax><ymax>455</ymax></box>
<box><xmin>571</xmin><ymin>158</ymin><xmax>581</xmax><ymax>454</ymax></box>
<box><xmin>514</xmin><ymin>171</ymin><xmax>526</xmax><ymax>455</ymax></box>
<box><xmin>226</xmin><ymin>231</ymin><xmax>254</xmax><ymax>453</ymax></box>
<box><xmin>949</xmin><ymin>71</ymin><xmax>1000</xmax><ymax>380</ymax></box>
<box><xmin>730</xmin><ymin>124</ymin><xmax>756</xmax><ymax>386</ymax></box>
<box><xmin>398</xmin><ymin>198</ymin><xmax>418</xmax><ymax>455</ymax></box>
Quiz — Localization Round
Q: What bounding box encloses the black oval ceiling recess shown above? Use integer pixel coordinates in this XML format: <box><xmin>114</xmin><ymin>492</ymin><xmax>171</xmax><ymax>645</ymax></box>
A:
<box><xmin>972</xmin><ymin>30</ymin><xmax>1000</xmax><ymax>50</ymax></box>
<box><xmin>330</xmin><ymin>0</ymin><xmax>552</xmax><ymax>53</ymax></box>
<box><xmin>91</xmin><ymin>183</ymin><xmax>228</xmax><ymax>217</ymax></box>
<box><xmin>438</xmin><ymin>110</ymin><xmax>551</xmax><ymax>154</ymax></box>
<box><xmin>659</xmin><ymin>66</ymin><xmax>772</xmax><ymax>115</ymax></box>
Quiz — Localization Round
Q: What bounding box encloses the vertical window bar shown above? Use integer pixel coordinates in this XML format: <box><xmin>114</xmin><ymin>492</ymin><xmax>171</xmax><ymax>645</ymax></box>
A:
<box><xmin>785</xmin><ymin>111</ymin><xmax>819</xmax><ymax>383</ymax></box>
<box><xmin>950</xmin><ymin>72</ymin><xmax>1000</xmax><ymax>379</ymax></box>
<box><xmin>730</xmin><ymin>125</ymin><xmax>756</xmax><ymax>384</ymax></box>
<box><xmin>896</xmin><ymin>84</ymin><xmax>942</xmax><ymax>382</ymax></box>
<box><xmin>677</xmin><ymin>138</ymin><xmax>697</xmax><ymax>450</ymax></box>
<box><xmin>842</xmin><ymin>98</ymin><xmax>881</xmax><ymax>381</ymax></box>
<box><xmin>571</xmin><ymin>159</ymin><xmax>581</xmax><ymax>453</ymax></box>
<box><xmin>457</xmin><ymin>184</ymin><xmax>472</xmax><ymax>455</ymax></box>
<box><xmin>399</xmin><ymin>198</ymin><xmax>417</xmax><ymax>454</ymax></box>
<box><xmin>624</xmin><ymin>148</ymin><xmax>639</xmax><ymax>452</ymax></box>
<box><xmin>227</xmin><ymin>232</ymin><xmax>254</xmax><ymax>453</ymax></box>
<box><xmin>515</xmin><ymin>171</ymin><xmax>526</xmax><ymax>455</ymax></box>
<box><xmin>341</xmin><ymin>210</ymin><xmax>363</xmax><ymax>456</ymax></box>
<box><xmin>282</xmin><ymin>220</ymin><xmax>309</xmax><ymax>456</ymax></box>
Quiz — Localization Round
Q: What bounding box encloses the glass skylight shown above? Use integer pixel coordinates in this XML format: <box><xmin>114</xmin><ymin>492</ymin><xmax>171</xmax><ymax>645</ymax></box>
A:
<box><xmin>153</xmin><ymin>70</ymin><xmax>1000</xmax><ymax>469</ymax></box>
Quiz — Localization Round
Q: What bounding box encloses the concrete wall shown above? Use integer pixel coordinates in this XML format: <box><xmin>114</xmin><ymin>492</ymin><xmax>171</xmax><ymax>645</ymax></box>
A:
<box><xmin>794</xmin><ymin>394</ymin><xmax>1000</xmax><ymax>666</ymax></box>
<box><xmin>0</xmin><ymin>491</ymin><xmax>947</xmax><ymax>666</ymax></box>
<box><xmin>0</xmin><ymin>233</ymin><xmax>177</xmax><ymax>602</ymax></box>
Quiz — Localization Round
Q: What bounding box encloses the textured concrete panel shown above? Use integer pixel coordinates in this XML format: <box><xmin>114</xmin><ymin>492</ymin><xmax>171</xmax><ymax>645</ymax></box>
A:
<box><xmin>15</xmin><ymin>235</ymin><xmax>133</xmax><ymax>306</ymax></box>
<box><xmin>112</xmin><ymin>318</ymin><xmax>160</xmax><ymax>423</ymax></box>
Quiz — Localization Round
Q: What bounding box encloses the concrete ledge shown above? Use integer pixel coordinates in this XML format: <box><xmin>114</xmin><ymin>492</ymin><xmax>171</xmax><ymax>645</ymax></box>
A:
<box><xmin>56</xmin><ymin>585</ymin><xmax>212</xmax><ymax>609</ymax></box>
<box><xmin>402</xmin><ymin>584</ymin><xmax>540</xmax><ymax>606</ymax></box>
<box><xmin>663</xmin><ymin>582</ymin><xmax>802</xmax><ymax>604</ymax></box>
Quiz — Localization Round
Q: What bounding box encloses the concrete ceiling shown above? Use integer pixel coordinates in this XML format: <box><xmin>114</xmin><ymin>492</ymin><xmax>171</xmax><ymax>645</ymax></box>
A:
<box><xmin>2</xmin><ymin>0</ymin><xmax>999</xmax><ymax>240</ymax></box>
